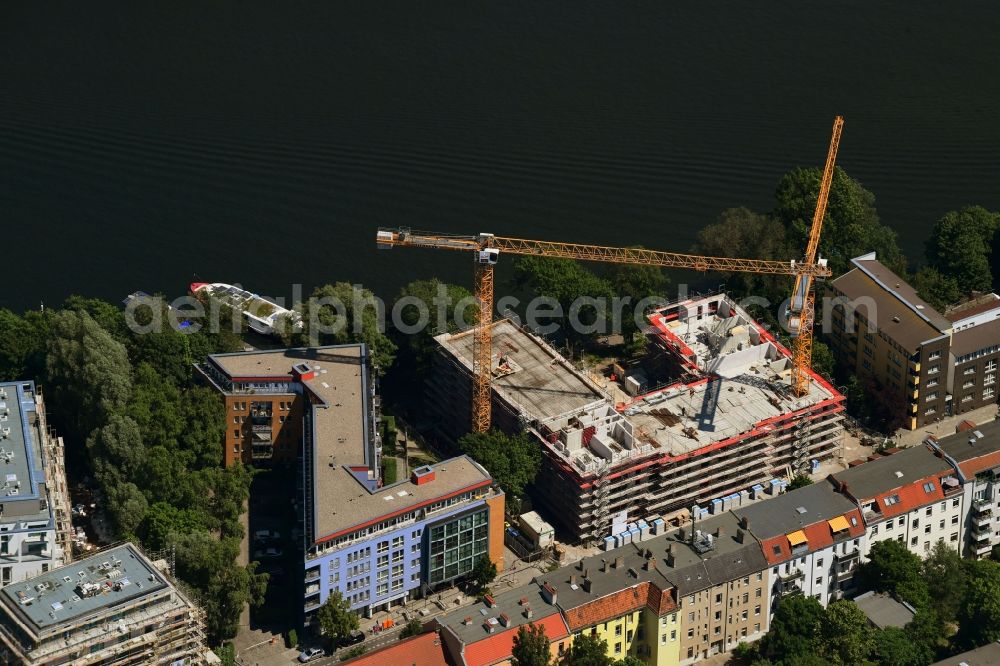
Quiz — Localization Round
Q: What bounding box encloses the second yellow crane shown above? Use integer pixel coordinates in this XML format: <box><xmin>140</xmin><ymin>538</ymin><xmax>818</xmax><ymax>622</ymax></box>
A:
<box><xmin>378</xmin><ymin>116</ymin><xmax>843</xmax><ymax>433</ymax></box>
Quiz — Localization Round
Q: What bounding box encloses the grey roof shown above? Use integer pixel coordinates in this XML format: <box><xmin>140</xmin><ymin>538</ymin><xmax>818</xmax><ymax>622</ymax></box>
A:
<box><xmin>0</xmin><ymin>381</ymin><xmax>53</xmax><ymax>526</ymax></box>
<box><xmin>435</xmin><ymin>583</ymin><xmax>565</xmax><ymax>644</ymax></box>
<box><xmin>830</xmin><ymin>257</ymin><xmax>950</xmax><ymax>352</ymax></box>
<box><xmin>935</xmin><ymin>419</ymin><xmax>1000</xmax><ymax>466</ymax></box>
<box><xmin>853</xmin><ymin>591</ymin><xmax>915</xmax><ymax>629</ymax></box>
<box><xmin>536</xmin><ymin>512</ymin><xmax>767</xmax><ymax>607</ymax></box>
<box><xmin>0</xmin><ymin>544</ymin><xmax>167</xmax><ymax>634</ymax></box>
<box><xmin>952</xmin><ymin>319</ymin><xmax>1000</xmax><ymax>358</ymax></box>
<box><xmin>932</xmin><ymin>641</ymin><xmax>1000</xmax><ymax>665</ymax></box>
<box><xmin>831</xmin><ymin>445</ymin><xmax>953</xmax><ymax>501</ymax></box>
<box><xmin>732</xmin><ymin>479</ymin><xmax>859</xmax><ymax>538</ymax></box>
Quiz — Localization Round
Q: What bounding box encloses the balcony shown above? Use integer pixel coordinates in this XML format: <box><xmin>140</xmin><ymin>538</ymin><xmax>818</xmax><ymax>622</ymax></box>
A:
<box><xmin>973</xmin><ymin>499</ymin><xmax>992</xmax><ymax>514</ymax></box>
<box><xmin>971</xmin><ymin>525</ymin><xmax>991</xmax><ymax>542</ymax></box>
<box><xmin>305</xmin><ymin>599</ymin><xmax>321</xmax><ymax>612</ymax></box>
<box><xmin>305</xmin><ymin>583</ymin><xmax>320</xmax><ymax>597</ymax></box>
<box><xmin>973</xmin><ymin>542</ymin><xmax>992</xmax><ymax>557</ymax></box>
<box><xmin>972</xmin><ymin>512</ymin><xmax>993</xmax><ymax>528</ymax></box>
<box><xmin>305</xmin><ymin>569</ymin><xmax>320</xmax><ymax>582</ymax></box>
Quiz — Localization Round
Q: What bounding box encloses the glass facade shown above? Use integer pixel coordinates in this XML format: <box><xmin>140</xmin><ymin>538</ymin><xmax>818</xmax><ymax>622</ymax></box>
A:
<box><xmin>428</xmin><ymin>509</ymin><xmax>489</xmax><ymax>584</ymax></box>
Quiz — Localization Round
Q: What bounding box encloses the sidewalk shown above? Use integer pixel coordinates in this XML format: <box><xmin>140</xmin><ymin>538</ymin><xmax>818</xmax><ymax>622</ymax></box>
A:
<box><xmin>895</xmin><ymin>403</ymin><xmax>999</xmax><ymax>448</ymax></box>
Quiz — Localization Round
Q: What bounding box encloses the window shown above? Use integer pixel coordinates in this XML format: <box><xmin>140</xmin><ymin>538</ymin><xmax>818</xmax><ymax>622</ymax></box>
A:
<box><xmin>377</xmin><ymin>541</ymin><xmax>389</xmax><ymax>554</ymax></box>
<box><xmin>924</xmin><ymin>525</ymin><xmax>931</xmax><ymax>534</ymax></box>
<box><xmin>951</xmin><ymin>532</ymin><xmax>959</xmax><ymax>542</ymax></box>
<box><xmin>376</xmin><ymin>583</ymin><xmax>388</xmax><ymax>596</ymax></box>
<box><xmin>952</xmin><ymin>515</ymin><xmax>960</xmax><ymax>525</ymax></box>
<box><xmin>741</xmin><ymin>610</ymin><xmax>748</xmax><ymax>621</ymax></box>
<box><xmin>391</xmin><ymin>579</ymin><xmax>403</xmax><ymax>590</ymax></box>
<box><xmin>913</xmin><ymin>519</ymin><xmax>919</xmax><ymax>529</ymax></box>
<box><xmin>754</xmin><ymin>605</ymin><xmax>761</xmax><ymax>616</ymax></box>
<box><xmin>928</xmin><ymin>351</ymin><xmax>941</xmax><ymax>361</ymax></box>
<box><xmin>688</xmin><ymin>612</ymin><xmax>694</xmax><ymax>622</ymax></box>
<box><xmin>714</xmin><ymin>626</ymin><xmax>721</xmax><ymax>636</ymax></box>
<box><xmin>923</xmin><ymin>483</ymin><xmax>935</xmax><ymax>494</ymax></box>
<box><xmin>614</xmin><ymin>642</ymin><xmax>621</xmax><ymax>655</ymax></box>
<box><xmin>953</xmin><ymin>498</ymin><xmax>961</xmax><ymax>508</ymax></box>
<box><xmin>755</xmin><ymin>588</ymin><xmax>762</xmax><ymax>598</ymax></box>
<box><xmin>911</xmin><ymin>536</ymin><xmax>918</xmax><ymax>546</ymax></box>
<box><xmin>670</xmin><ymin>630</ymin><xmax>676</xmax><ymax>641</ymax></box>
<box><xmin>756</xmin><ymin>572</ymin><xmax>763</xmax><ymax>581</ymax></box>
<box><xmin>928</xmin><ymin>365</ymin><xmax>940</xmax><ymax>375</ymax></box>
<box><xmin>715</xmin><ymin>593</ymin><xmax>722</xmax><ymax>604</ymax></box>
<box><xmin>884</xmin><ymin>495</ymin><xmax>900</xmax><ymax>507</ymax></box>
<box><xmin>898</xmin><ymin>517</ymin><xmax>905</xmax><ymax>526</ymax></box>
<box><xmin>714</xmin><ymin>611</ymin><xmax>722</xmax><ymax>621</ymax></box>
<box><xmin>615</xmin><ymin>624</ymin><xmax>622</xmax><ymax>636</ymax></box>
<box><xmin>985</xmin><ymin>387</ymin><xmax>996</xmax><ymax>400</ymax></box>
<box><xmin>377</xmin><ymin>555</ymin><xmax>388</xmax><ymax>568</ymax></box>
<box><xmin>742</xmin><ymin>593</ymin><xmax>748</xmax><ymax>603</ymax></box>
<box><xmin>687</xmin><ymin>628</ymin><xmax>695</xmax><ymax>639</ymax></box>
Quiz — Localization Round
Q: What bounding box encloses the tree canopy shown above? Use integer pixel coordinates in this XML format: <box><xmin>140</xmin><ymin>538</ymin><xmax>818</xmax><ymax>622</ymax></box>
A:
<box><xmin>293</xmin><ymin>283</ymin><xmax>397</xmax><ymax>371</ymax></box>
<box><xmin>512</xmin><ymin>622</ymin><xmax>551</xmax><ymax>666</ymax></box>
<box><xmin>457</xmin><ymin>429</ymin><xmax>542</xmax><ymax>500</ymax></box>
<box><xmin>316</xmin><ymin>591</ymin><xmax>360</xmax><ymax>643</ymax></box>
<box><xmin>557</xmin><ymin>632</ymin><xmax>612</xmax><ymax>666</ymax></box>
<box><xmin>924</xmin><ymin>206</ymin><xmax>999</xmax><ymax>297</ymax></box>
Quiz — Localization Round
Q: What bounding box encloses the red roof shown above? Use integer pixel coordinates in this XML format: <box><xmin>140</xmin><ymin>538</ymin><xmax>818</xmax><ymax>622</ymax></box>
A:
<box><xmin>761</xmin><ymin>507</ymin><xmax>865</xmax><ymax>565</ymax></box>
<box><xmin>461</xmin><ymin>613</ymin><xmax>570</xmax><ymax>666</ymax></box>
<box><xmin>563</xmin><ymin>584</ymin><xmax>649</xmax><ymax>631</ymax></box>
<box><xmin>958</xmin><ymin>449</ymin><xmax>1000</xmax><ymax>478</ymax></box>
<box><xmin>343</xmin><ymin>631</ymin><xmax>448</xmax><ymax>666</ymax></box>
<box><xmin>869</xmin><ymin>476</ymin><xmax>945</xmax><ymax>521</ymax></box>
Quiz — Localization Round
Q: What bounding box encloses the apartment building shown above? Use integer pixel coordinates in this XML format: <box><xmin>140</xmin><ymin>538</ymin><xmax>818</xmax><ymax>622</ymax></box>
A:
<box><xmin>435</xmin><ymin>585</ymin><xmax>571</xmax><ymax>666</ymax></box>
<box><xmin>430</xmin><ymin>298</ymin><xmax>844</xmax><ymax>545</ymax></box>
<box><xmin>828</xmin><ymin>252</ymin><xmax>1000</xmax><ymax>429</ymax></box>
<box><xmin>0</xmin><ymin>543</ymin><xmax>212</xmax><ymax>666</ymax></box>
<box><xmin>831</xmin><ymin>444</ymin><xmax>965</xmax><ymax>560</ymax></box>
<box><xmin>200</xmin><ymin>346</ymin><xmax>506</xmax><ymax>623</ymax></box>
<box><xmin>928</xmin><ymin>420</ymin><xmax>1000</xmax><ymax>559</ymax></box>
<box><xmin>734</xmin><ymin>480</ymin><xmax>866</xmax><ymax>612</ymax></box>
<box><xmin>0</xmin><ymin>381</ymin><xmax>73</xmax><ymax>586</ymax></box>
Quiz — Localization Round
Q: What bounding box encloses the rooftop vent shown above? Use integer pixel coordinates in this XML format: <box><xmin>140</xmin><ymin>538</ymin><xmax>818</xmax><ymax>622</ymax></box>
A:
<box><xmin>795</xmin><ymin>506</ymin><xmax>807</xmax><ymax>514</ymax></box>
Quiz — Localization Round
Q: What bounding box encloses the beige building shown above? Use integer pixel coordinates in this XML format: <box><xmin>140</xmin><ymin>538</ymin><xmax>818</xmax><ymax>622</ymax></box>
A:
<box><xmin>0</xmin><ymin>543</ymin><xmax>213</xmax><ymax>666</ymax></box>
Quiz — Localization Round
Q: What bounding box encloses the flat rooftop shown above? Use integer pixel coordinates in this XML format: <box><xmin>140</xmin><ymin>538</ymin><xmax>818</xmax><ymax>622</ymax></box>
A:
<box><xmin>934</xmin><ymin>419</ymin><xmax>1000</xmax><ymax>478</ymax></box>
<box><xmin>622</xmin><ymin>362</ymin><xmax>840</xmax><ymax>456</ymax></box>
<box><xmin>435</xmin><ymin>582</ymin><xmax>566</xmax><ymax>646</ymax></box>
<box><xmin>0</xmin><ymin>543</ymin><xmax>167</xmax><ymax>634</ymax></box>
<box><xmin>0</xmin><ymin>382</ymin><xmax>51</xmax><ymax>526</ymax></box>
<box><xmin>435</xmin><ymin>319</ymin><xmax>607</xmax><ymax>423</ymax></box>
<box><xmin>831</xmin><ymin>444</ymin><xmax>954</xmax><ymax>501</ymax></box>
<box><xmin>207</xmin><ymin>347</ymin><xmax>494</xmax><ymax>542</ymax></box>
<box><xmin>733</xmin><ymin>479</ymin><xmax>860</xmax><ymax>539</ymax></box>
<box><xmin>853</xmin><ymin>591</ymin><xmax>915</xmax><ymax>629</ymax></box>
<box><xmin>831</xmin><ymin>255</ymin><xmax>951</xmax><ymax>351</ymax></box>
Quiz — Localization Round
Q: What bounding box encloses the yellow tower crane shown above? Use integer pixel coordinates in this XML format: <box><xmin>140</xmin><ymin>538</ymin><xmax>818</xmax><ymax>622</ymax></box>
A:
<box><xmin>377</xmin><ymin>116</ymin><xmax>843</xmax><ymax>433</ymax></box>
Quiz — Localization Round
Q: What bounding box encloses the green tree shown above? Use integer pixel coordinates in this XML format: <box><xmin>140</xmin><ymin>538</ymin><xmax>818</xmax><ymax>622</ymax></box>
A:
<box><xmin>46</xmin><ymin>309</ymin><xmax>133</xmax><ymax>441</ymax></box>
<box><xmin>294</xmin><ymin>283</ymin><xmax>397</xmax><ymax>371</ymax></box>
<box><xmin>126</xmin><ymin>363</ymin><xmax>185</xmax><ymax>451</ymax></box>
<box><xmin>86</xmin><ymin>413</ymin><xmax>146</xmax><ymax>486</ymax></box>
<box><xmin>904</xmin><ymin>610</ymin><xmax>943</xmax><ymax>664</ymax></box>
<box><xmin>773</xmin><ymin>166</ymin><xmax>906</xmax><ymax>277</ymax></box>
<box><xmin>956</xmin><ymin>559</ymin><xmax>1000</xmax><ymax>648</ymax></box>
<box><xmin>471</xmin><ymin>555</ymin><xmax>498</xmax><ymax>592</ymax></box>
<box><xmin>855</xmin><ymin>540</ymin><xmax>926</xmax><ymax>605</ymax></box>
<box><xmin>457</xmin><ymin>430</ymin><xmax>542</xmax><ymax>500</ymax></box>
<box><xmin>393</xmin><ymin>279</ymin><xmax>474</xmax><ymax>371</ymax></box>
<box><xmin>512</xmin><ymin>622</ymin><xmax>551</xmax><ymax>666</ymax></box>
<box><xmin>874</xmin><ymin>626</ymin><xmax>932</xmax><ymax>666</ymax></box>
<box><xmin>399</xmin><ymin>618</ymin><xmax>424</xmax><ymax>639</ymax></box>
<box><xmin>602</xmin><ymin>255</ymin><xmax>668</xmax><ymax>342</ymax></box>
<box><xmin>911</xmin><ymin>267</ymin><xmax>961</xmax><ymax>312</ymax></box>
<box><xmin>787</xmin><ymin>475</ymin><xmax>813</xmax><ymax>490</ymax></box>
<box><xmin>316</xmin><ymin>590</ymin><xmax>360</xmax><ymax>644</ymax></box>
<box><xmin>179</xmin><ymin>386</ymin><xmax>226</xmax><ymax>468</ymax></box>
<box><xmin>818</xmin><ymin>600</ymin><xmax>874</xmax><ymax>665</ymax></box>
<box><xmin>760</xmin><ymin>595</ymin><xmax>823</xmax><ymax>663</ymax></box>
<box><xmin>810</xmin><ymin>340</ymin><xmax>835</xmax><ymax>380</ymax></box>
<box><xmin>611</xmin><ymin>658</ymin><xmax>644</xmax><ymax>666</ymax></box>
<box><xmin>513</xmin><ymin>256</ymin><xmax>614</xmax><ymax>350</ymax></box>
<box><xmin>558</xmin><ymin>632</ymin><xmax>612</xmax><ymax>666</ymax></box>
<box><xmin>0</xmin><ymin>309</ymin><xmax>48</xmax><ymax>381</ymax></box>
<box><xmin>62</xmin><ymin>295</ymin><xmax>129</xmax><ymax>343</ymax></box>
<box><xmin>138</xmin><ymin>502</ymin><xmax>208</xmax><ymax>551</ymax></box>
<box><xmin>103</xmin><ymin>481</ymin><xmax>148</xmax><ymax>535</ymax></box>
<box><xmin>922</xmin><ymin>541</ymin><xmax>965</xmax><ymax>623</ymax></box>
<box><xmin>696</xmin><ymin>207</ymin><xmax>792</xmax><ymax>302</ymax></box>
<box><xmin>925</xmin><ymin>206</ymin><xmax>1000</xmax><ymax>296</ymax></box>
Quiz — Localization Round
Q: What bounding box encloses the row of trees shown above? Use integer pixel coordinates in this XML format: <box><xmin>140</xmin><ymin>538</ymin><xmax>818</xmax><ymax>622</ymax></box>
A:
<box><xmin>743</xmin><ymin>540</ymin><xmax>1000</xmax><ymax>665</ymax></box>
<box><xmin>0</xmin><ymin>296</ymin><xmax>266</xmax><ymax>643</ymax></box>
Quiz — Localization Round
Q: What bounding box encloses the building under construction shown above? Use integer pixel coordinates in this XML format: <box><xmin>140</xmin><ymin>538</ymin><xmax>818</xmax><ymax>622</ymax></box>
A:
<box><xmin>430</xmin><ymin>295</ymin><xmax>845</xmax><ymax>543</ymax></box>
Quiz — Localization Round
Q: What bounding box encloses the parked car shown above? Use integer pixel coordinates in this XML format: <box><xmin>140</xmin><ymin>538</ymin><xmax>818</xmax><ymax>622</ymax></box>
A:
<box><xmin>253</xmin><ymin>529</ymin><xmax>280</xmax><ymax>542</ymax></box>
<box><xmin>339</xmin><ymin>631</ymin><xmax>364</xmax><ymax>647</ymax></box>
<box><xmin>252</xmin><ymin>547</ymin><xmax>283</xmax><ymax>559</ymax></box>
<box><xmin>297</xmin><ymin>646</ymin><xmax>324</xmax><ymax>662</ymax></box>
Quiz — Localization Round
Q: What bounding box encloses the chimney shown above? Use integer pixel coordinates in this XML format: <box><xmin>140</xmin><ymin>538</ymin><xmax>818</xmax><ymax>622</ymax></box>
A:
<box><xmin>583</xmin><ymin>569</ymin><xmax>589</xmax><ymax>580</ymax></box>
<box><xmin>666</xmin><ymin>546</ymin><xmax>675</xmax><ymax>567</ymax></box>
<box><xmin>736</xmin><ymin>529</ymin><xmax>745</xmax><ymax>544</ymax></box>
<box><xmin>739</xmin><ymin>516</ymin><xmax>749</xmax><ymax>530</ymax></box>
<box><xmin>614</xmin><ymin>556</ymin><xmax>625</xmax><ymax>569</ymax></box>
<box><xmin>484</xmin><ymin>621</ymin><xmax>495</xmax><ymax>634</ymax></box>
<box><xmin>582</xmin><ymin>578</ymin><xmax>592</xmax><ymax>593</ymax></box>
<box><xmin>499</xmin><ymin>613</ymin><xmax>511</xmax><ymax>628</ymax></box>
<box><xmin>644</xmin><ymin>558</ymin><xmax>657</xmax><ymax>571</ymax></box>
<box><xmin>601</xmin><ymin>559</ymin><xmax>608</xmax><ymax>573</ymax></box>
<box><xmin>715</xmin><ymin>527</ymin><xmax>724</xmax><ymax>539</ymax></box>
<box><xmin>524</xmin><ymin>605</ymin><xmax>534</xmax><ymax>619</ymax></box>
<box><xmin>569</xmin><ymin>574</ymin><xmax>577</xmax><ymax>586</ymax></box>
<box><xmin>463</xmin><ymin>616</ymin><xmax>473</xmax><ymax>626</ymax></box>
<box><xmin>519</xmin><ymin>597</ymin><xmax>528</xmax><ymax>606</ymax></box>
<box><xmin>542</xmin><ymin>582</ymin><xmax>558</xmax><ymax>605</ymax></box>
<box><xmin>483</xmin><ymin>594</ymin><xmax>495</xmax><ymax>608</ymax></box>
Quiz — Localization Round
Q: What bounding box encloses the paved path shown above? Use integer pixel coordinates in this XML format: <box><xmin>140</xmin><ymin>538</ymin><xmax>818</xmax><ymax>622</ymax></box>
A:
<box><xmin>894</xmin><ymin>403</ymin><xmax>998</xmax><ymax>448</ymax></box>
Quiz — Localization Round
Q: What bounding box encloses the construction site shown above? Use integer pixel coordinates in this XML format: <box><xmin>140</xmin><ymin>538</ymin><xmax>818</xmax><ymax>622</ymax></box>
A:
<box><xmin>382</xmin><ymin>117</ymin><xmax>848</xmax><ymax>545</ymax></box>
<box><xmin>425</xmin><ymin>294</ymin><xmax>845</xmax><ymax>543</ymax></box>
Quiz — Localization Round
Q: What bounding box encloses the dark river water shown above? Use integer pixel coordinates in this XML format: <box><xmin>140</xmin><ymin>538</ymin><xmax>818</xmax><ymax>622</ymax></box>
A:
<box><xmin>2</xmin><ymin>2</ymin><xmax>999</xmax><ymax>313</ymax></box>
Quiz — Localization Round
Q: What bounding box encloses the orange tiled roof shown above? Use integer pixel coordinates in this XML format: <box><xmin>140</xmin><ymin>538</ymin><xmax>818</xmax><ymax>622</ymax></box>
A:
<box><xmin>562</xmin><ymin>584</ymin><xmax>649</xmax><ymax>631</ymax></box>
<box><xmin>760</xmin><ymin>507</ymin><xmax>865</xmax><ymax>565</ymax></box>
<box><xmin>461</xmin><ymin>613</ymin><xmax>570</xmax><ymax>666</ymax></box>
<box><xmin>343</xmin><ymin>631</ymin><xmax>448</xmax><ymax>666</ymax></box>
<box><xmin>958</xmin><ymin>449</ymin><xmax>1000</xmax><ymax>478</ymax></box>
<box><xmin>870</xmin><ymin>476</ymin><xmax>945</xmax><ymax>521</ymax></box>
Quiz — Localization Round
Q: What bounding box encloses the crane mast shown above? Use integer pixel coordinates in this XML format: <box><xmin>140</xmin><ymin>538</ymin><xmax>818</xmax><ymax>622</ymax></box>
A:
<box><xmin>376</xmin><ymin>117</ymin><xmax>843</xmax><ymax>431</ymax></box>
